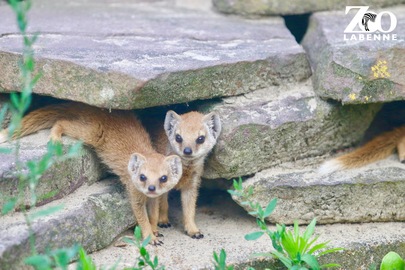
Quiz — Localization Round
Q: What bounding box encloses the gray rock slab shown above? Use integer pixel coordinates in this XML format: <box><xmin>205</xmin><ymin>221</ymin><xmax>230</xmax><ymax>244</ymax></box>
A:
<box><xmin>72</xmin><ymin>189</ymin><xmax>405</xmax><ymax>270</ymax></box>
<box><xmin>302</xmin><ymin>6</ymin><xmax>405</xmax><ymax>104</ymax></box>
<box><xmin>0</xmin><ymin>130</ymin><xmax>104</xmax><ymax>211</ymax></box>
<box><xmin>232</xmin><ymin>156</ymin><xmax>405</xmax><ymax>225</ymax></box>
<box><xmin>0</xmin><ymin>0</ymin><xmax>310</xmax><ymax>109</ymax></box>
<box><xmin>0</xmin><ymin>178</ymin><xmax>134</xmax><ymax>270</ymax></box>
<box><xmin>213</xmin><ymin>0</ymin><xmax>405</xmax><ymax>16</ymax></box>
<box><xmin>199</xmin><ymin>80</ymin><xmax>381</xmax><ymax>179</ymax></box>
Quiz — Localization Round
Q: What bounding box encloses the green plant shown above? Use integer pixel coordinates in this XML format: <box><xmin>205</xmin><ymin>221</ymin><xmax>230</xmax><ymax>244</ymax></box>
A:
<box><xmin>0</xmin><ymin>1</ymin><xmax>84</xmax><ymax>269</ymax></box>
<box><xmin>380</xmin><ymin>251</ymin><xmax>404</xmax><ymax>270</ymax></box>
<box><xmin>229</xmin><ymin>178</ymin><xmax>343</xmax><ymax>270</ymax></box>
<box><xmin>122</xmin><ymin>226</ymin><xmax>165</xmax><ymax>270</ymax></box>
<box><xmin>213</xmin><ymin>249</ymin><xmax>234</xmax><ymax>270</ymax></box>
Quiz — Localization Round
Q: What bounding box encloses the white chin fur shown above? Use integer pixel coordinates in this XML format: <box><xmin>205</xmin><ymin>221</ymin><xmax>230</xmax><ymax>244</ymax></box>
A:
<box><xmin>317</xmin><ymin>159</ymin><xmax>342</xmax><ymax>175</ymax></box>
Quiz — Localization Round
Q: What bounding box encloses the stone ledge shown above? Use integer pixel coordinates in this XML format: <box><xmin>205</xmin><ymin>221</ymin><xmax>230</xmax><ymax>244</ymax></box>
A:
<box><xmin>200</xmin><ymin>80</ymin><xmax>381</xmax><ymax>179</ymax></box>
<box><xmin>302</xmin><ymin>6</ymin><xmax>405</xmax><ymax>104</ymax></box>
<box><xmin>81</xmin><ymin>188</ymin><xmax>405</xmax><ymax>269</ymax></box>
<box><xmin>0</xmin><ymin>0</ymin><xmax>310</xmax><ymax>109</ymax></box>
<box><xmin>232</xmin><ymin>156</ymin><xmax>405</xmax><ymax>225</ymax></box>
<box><xmin>0</xmin><ymin>178</ymin><xmax>133</xmax><ymax>270</ymax></box>
<box><xmin>0</xmin><ymin>130</ymin><xmax>104</xmax><ymax>211</ymax></box>
<box><xmin>213</xmin><ymin>0</ymin><xmax>405</xmax><ymax>16</ymax></box>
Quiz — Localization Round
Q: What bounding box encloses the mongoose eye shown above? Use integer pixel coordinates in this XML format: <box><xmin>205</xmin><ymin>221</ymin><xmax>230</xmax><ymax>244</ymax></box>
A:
<box><xmin>175</xmin><ymin>134</ymin><xmax>183</xmax><ymax>143</ymax></box>
<box><xmin>140</xmin><ymin>174</ymin><xmax>147</xmax><ymax>182</ymax></box>
<box><xmin>160</xmin><ymin>175</ymin><xmax>168</xmax><ymax>183</ymax></box>
<box><xmin>196</xmin><ymin>135</ymin><xmax>205</xmax><ymax>144</ymax></box>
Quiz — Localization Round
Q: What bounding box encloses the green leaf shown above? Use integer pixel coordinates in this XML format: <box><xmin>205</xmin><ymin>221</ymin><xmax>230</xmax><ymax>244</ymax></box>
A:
<box><xmin>244</xmin><ymin>231</ymin><xmax>264</xmax><ymax>241</ymax></box>
<box><xmin>271</xmin><ymin>250</ymin><xmax>292</xmax><ymax>268</ymax></box>
<box><xmin>251</xmin><ymin>252</ymin><xmax>273</xmax><ymax>258</ymax></box>
<box><xmin>0</xmin><ymin>147</ymin><xmax>12</xmax><ymax>154</ymax></box>
<box><xmin>122</xmin><ymin>237</ymin><xmax>135</xmax><ymax>246</ymax></box>
<box><xmin>263</xmin><ymin>198</ymin><xmax>277</xmax><ymax>218</ymax></box>
<box><xmin>220</xmin><ymin>249</ymin><xmax>227</xmax><ymax>266</ymax></box>
<box><xmin>29</xmin><ymin>205</ymin><xmax>64</xmax><ymax>220</ymax></box>
<box><xmin>301</xmin><ymin>253</ymin><xmax>320</xmax><ymax>270</ymax></box>
<box><xmin>134</xmin><ymin>226</ymin><xmax>142</xmax><ymax>241</ymax></box>
<box><xmin>24</xmin><ymin>255</ymin><xmax>52</xmax><ymax>270</ymax></box>
<box><xmin>77</xmin><ymin>247</ymin><xmax>97</xmax><ymax>270</ymax></box>
<box><xmin>0</xmin><ymin>103</ymin><xmax>9</xmax><ymax>123</ymax></box>
<box><xmin>141</xmin><ymin>235</ymin><xmax>151</xmax><ymax>247</ymax></box>
<box><xmin>307</xmin><ymin>241</ymin><xmax>327</xmax><ymax>254</ymax></box>
<box><xmin>153</xmin><ymin>256</ymin><xmax>158</xmax><ymax>268</ymax></box>
<box><xmin>303</xmin><ymin>218</ymin><xmax>316</xmax><ymax>242</ymax></box>
<box><xmin>320</xmin><ymin>263</ymin><xmax>341</xmax><ymax>268</ymax></box>
<box><xmin>380</xmin><ymin>251</ymin><xmax>405</xmax><ymax>270</ymax></box>
<box><xmin>10</xmin><ymin>93</ymin><xmax>21</xmax><ymax>111</ymax></box>
<box><xmin>2</xmin><ymin>198</ymin><xmax>17</xmax><ymax>215</ymax></box>
<box><xmin>140</xmin><ymin>247</ymin><xmax>147</xmax><ymax>257</ymax></box>
<box><xmin>227</xmin><ymin>190</ymin><xmax>239</xmax><ymax>196</ymax></box>
<box><xmin>318</xmin><ymin>247</ymin><xmax>344</xmax><ymax>257</ymax></box>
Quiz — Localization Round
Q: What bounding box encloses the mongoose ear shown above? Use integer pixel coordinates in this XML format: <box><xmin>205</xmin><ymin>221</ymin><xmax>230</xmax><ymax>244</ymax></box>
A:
<box><xmin>165</xmin><ymin>155</ymin><xmax>183</xmax><ymax>182</ymax></box>
<box><xmin>128</xmin><ymin>153</ymin><xmax>146</xmax><ymax>177</ymax></box>
<box><xmin>164</xmin><ymin>110</ymin><xmax>181</xmax><ymax>138</ymax></box>
<box><xmin>203</xmin><ymin>112</ymin><xmax>222</xmax><ymax>140</ymax></box>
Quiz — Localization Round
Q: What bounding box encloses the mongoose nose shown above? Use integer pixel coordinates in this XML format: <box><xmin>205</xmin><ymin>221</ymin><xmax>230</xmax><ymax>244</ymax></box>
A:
<box><xmin>183</xmin><ymin>147</ymin><xmax>193</xmax><ymax>155</ymax></box>
<box><xmin>148</xmin><ymin>185</ymin><xmax>156</xmax><ymax>192</ymax></box>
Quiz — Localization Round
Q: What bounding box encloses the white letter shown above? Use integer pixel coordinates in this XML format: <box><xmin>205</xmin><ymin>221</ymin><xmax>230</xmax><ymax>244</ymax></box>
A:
<box><xmin>344</xmin><ymin>6</ymin><xmax>370</xmax><ymax>33</ymax></box>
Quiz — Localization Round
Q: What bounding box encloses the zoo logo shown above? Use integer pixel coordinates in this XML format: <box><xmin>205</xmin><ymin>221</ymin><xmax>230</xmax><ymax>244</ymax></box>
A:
<box><xmin>344</xmin><ymin>6</ymin><xmax>397</xmax><ymax>33</ymax></box>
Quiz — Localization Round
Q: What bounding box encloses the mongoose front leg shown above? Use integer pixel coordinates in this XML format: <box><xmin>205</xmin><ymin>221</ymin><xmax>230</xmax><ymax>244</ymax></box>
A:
<box><xmin>148</xmin><ymin>197</ymin><xmax>163</xmax><ymax>238</ymax></box>
<box><xmin>128</xmin><ymin>189</ymin><xmax>162</xmax><ymax>246</ymax></box>
<box><xmin>158</xmin><ymin>192</ymin><xmax>171</xmax><ymax>228</ymax></box>
<box><xmin>397</xmin><ymin>135</ymin><xmax>405</xmax><ymax>163</ymax></box>
<box><xmin>181</xmin><ymin>181</ymin><xmax>203</xmax><ymax>239</ymax></box>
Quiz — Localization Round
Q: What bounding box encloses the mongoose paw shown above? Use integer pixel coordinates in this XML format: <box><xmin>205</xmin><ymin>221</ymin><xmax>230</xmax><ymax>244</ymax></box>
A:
<box><xmin>153</xmin><ymin>231</ymin><xmax>164</xmax><ymax>237</ymax></box>
<box><xmin>150</xmin><ymin>239</ymin><xmax>164</xmax><ymax>246</ymax></box>
<box><xmin>189</xmin><ymin>232</ymin><xmax>204</xmax><ymax>239</ymax></box>
<box><xmin>158</xmin><ymin>222</ymin><xmax>172</xmax><ymax>228</ymax></box>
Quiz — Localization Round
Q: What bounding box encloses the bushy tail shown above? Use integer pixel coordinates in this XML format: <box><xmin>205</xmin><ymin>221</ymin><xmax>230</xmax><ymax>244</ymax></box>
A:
<box><xmin>318</xmin><ymin>126</ymin><xmax>405</xmax><ymax>174</ymax></box>
<box><xmin>0</xmin><ymin>104</ymin><xmax>71</xmax><ymax>143</ymax></box>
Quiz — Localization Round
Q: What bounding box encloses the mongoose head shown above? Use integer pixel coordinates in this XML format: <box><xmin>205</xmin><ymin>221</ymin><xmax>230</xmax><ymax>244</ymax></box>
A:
<box><xmin>164</xmin><ymin>110</ymin><xmax>221</xmax><ymax>161</ymax></box>
<box><xmin>128</xmin><ymin>153</ymin><xmax>182</xmax><ymax>198</ymax></box>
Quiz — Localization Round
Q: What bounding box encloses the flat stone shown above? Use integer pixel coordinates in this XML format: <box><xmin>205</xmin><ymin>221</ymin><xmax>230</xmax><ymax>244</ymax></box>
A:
<box><xmin>213</xmin><ymin>0</ymin><xmax>405</xmax><ymax>15</ymax></box>
<box><xmin>232</xmin><ymin>156</ymin><xmax>405</xmax><ymax>225</ymax></box>
<box><xmin>0</xmin><ymin>130</ymin><xmax>104</xmax><ymax>211</ymax></box>
<box><xmin>302</xmin><ymin>6</ymin><xmax>405</xmax><ymax>104</ymax></box>
<box><xmin>200</xmin><ymin>80</ymin><xmax>381</xmax><ymax>179</ymax></box>
<box><xmin>0</xmin><ymin>178</ymin><xmax>134</xmax><ymax>269</ymax></box>
<box><xmin>73</xmin><ymin>189</ymin><xmax>405</xmax><ymax>270</ymax></box>
<box><xmin>0</xmin><ymin>0</ymin><xmax>310</xmax><ymax>109</ymax></box>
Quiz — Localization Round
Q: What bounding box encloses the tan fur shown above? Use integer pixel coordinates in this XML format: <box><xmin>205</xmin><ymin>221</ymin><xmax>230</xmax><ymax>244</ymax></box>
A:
<box><xmin>150</xmin><ymin>110</ymin><xmax>221</xmax><ymax>238</ymax></box>
<box><xmin>0</xmin><ymin>102</ymin><xmax>182</xmax><ymax>245</ymax></box>
<box><xmin>319</xmin><ymin>125</ymin><xmax>405</xmax><ymax>174</ymax></box>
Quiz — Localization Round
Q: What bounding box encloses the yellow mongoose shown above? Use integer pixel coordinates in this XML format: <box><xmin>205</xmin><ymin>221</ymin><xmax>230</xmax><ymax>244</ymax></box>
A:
<box><xmin>0</xmin><ymin>103</ymin><xmax>182</xmax><ymax>245</ymax></box>
<box><xmin>149</xmin><ymin>110</ymin><xmax>221</xmax><ymax>239</ymax></box>
<box><xmin>318</xmin><ymin>125</ymin><xmax>405</xmax><ymax>174</ymax></box>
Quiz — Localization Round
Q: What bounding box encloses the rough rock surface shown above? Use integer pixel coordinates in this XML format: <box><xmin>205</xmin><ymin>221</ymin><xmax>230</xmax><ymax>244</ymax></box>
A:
<box><xmin>78</xmin><ymin>189</ymin><xmax>405</xmax><ymax>270</ymax></box>
<box><xmin>0</xmin><ymin>0</ymin><xmax>310</xmax><ymax>109</ymax></box>
<box><xmin>0</xmin><ymin>130</ymin><xmax>104</xmax><ymax>210</ymax></box>
<box><xmin>232</xmin><ymin>156</ymin><xmax>405</xmax><ymax>225</ymax></box>
<box><xmin>200</xmin><ymin>80</ymin><xmax>381</xmax><ymax>179</ymax></box>
<box><xmin>0</xmin><ymin>178</ymin><xmax>133</xmax><ymax>270</ymax></box>
<box><xmin>213</xmin><ymin>0</ymin><xmax>405</xmax><ymax>15</ymax></box>
<box><xmin>302</xmin><ymin>6</ymin><xmax>405</xmax><ymax>104</ymax></box>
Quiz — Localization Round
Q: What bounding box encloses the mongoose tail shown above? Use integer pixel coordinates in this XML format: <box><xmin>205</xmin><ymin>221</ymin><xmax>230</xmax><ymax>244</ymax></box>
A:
<box><xmin>319</xmin><ymin>126</ymin><xmax>405</xmax><ymax>174</ymax></box>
